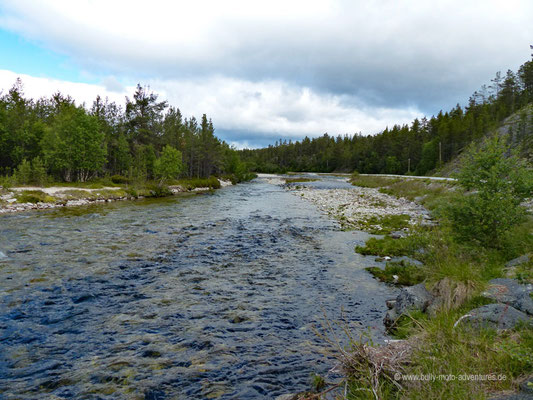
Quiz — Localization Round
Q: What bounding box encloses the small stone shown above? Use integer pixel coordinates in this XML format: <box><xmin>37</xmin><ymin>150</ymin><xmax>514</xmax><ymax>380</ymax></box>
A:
<box><xmin>390</xmin><ymin>231</ymin><xmax>407</xmax><ymax>239</ymax></box>
<box><xmin>385</xmin><ymin>299</ymin><xmax>396</xmax><ymax>309</ymax></box>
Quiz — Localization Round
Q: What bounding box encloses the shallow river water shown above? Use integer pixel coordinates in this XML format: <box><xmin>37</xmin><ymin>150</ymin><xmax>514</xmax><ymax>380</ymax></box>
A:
<box><xmin>0</xmin><ymin>174</ymin><xmax>396</xmax><ymax>399</ymax></box>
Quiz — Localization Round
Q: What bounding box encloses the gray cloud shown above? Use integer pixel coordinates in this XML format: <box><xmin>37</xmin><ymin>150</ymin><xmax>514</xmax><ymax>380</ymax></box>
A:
<box><xmin>1</xmin><ymin>0</ymin><xmax>532</xmax><ymax>146</ymax></box>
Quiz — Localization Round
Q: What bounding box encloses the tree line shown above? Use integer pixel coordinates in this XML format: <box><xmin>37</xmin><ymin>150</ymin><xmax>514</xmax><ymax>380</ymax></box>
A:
<box><xmin>0</xmin><ymin>81</ymin><xmax>251</xmax><ymax>184</ymax></box>
<box><xmin>240</xmin><ymin>58</ymin><xmax>533</xmax><ymax>175</ymax></box>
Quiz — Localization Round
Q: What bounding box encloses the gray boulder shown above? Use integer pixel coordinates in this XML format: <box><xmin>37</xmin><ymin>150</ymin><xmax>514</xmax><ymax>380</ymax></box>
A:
<box><xmin>483</xmin><ymin>278</ymin><xmax>533</xmax><ymax>316</ymax></box>
<box><xmin>458</xmin><ymin>304</ymin><xmax>532</xmax><ymax>331</ymax></box>
<box><xmin>505</xmin><ymin>255</ymin><xmax>530</xmax><ymax>268</ymax></box>
<box><xmin>384</xmin><ymin>283</ymin><xmax>434</xmax><ymax>328</ymax></box>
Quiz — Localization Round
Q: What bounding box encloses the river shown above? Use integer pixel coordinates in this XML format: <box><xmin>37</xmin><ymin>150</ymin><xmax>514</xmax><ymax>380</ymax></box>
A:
<box><xmin>0</xmin><ymin>174</ymin><xmax>396</xmax><ymax>399</ymax></box>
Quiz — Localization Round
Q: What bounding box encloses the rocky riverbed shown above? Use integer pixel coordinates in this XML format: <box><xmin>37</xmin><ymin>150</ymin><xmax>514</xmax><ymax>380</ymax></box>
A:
<box><xmin>285</xmin><ymin>179</ymin><xmax>432</xmax><ymax>231</ymax></box>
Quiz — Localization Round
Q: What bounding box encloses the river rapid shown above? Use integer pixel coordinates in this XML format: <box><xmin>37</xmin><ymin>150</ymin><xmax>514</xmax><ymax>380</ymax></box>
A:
<box><xmin>0</xmin><ymin>174</ymin><xmax>396</xmax><ymax>399</ymax></box>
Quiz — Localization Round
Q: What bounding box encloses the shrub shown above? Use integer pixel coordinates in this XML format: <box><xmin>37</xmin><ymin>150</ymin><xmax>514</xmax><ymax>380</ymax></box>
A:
<box><xmin>111</xmin><ymin>174</ymin><xmax>129</xmax><ymax>184</ymax></box>
<box><xmin>446</xmin><ymin>136</ymin><xmax>532</xmax><ymax>247</ymax></box>
<box><xmin>14</xmin><ymin>159</ymin><xmax>32</xmax><ymax>185</ymax></box>
<box><xmin>146</xmin><ymin>184</ymin><xmax>172</xmax><ymax>198</ymax></box>
<box><xmin>31</xmin><ymin>157</ymin><xmax>48</xmax><ymax>186</ymax></box>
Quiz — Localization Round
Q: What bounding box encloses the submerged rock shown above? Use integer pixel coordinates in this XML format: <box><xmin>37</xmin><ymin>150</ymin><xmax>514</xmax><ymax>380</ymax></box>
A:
<box><xmin>457</xmin><ymin>304</ymin><xmax>532</xmax><ymax>331</ymax></box>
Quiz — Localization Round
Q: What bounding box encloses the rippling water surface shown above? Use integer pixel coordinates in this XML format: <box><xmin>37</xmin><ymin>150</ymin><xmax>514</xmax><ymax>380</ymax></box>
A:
<box><xmin>0</xmin><ymin>175</ymin><xmax>396</xmax><ymax>399</ymax></box>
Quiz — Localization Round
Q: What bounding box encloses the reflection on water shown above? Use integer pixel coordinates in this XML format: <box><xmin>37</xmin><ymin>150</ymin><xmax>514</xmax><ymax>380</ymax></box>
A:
<box><xmin>0</xmin><ymin>175</ymin><xmax>396</xmax><ymax>399</ymax></box>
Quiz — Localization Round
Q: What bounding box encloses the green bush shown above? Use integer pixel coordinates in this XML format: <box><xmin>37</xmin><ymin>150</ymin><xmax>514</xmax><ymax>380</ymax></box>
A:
<box><xmin>111</xmin><ymin>174</ymin><xmax>130</xmax><ymax>184</ymax></box>
<box><xmin>446</xmin><ymin>136</ymin><xmax>532</xmax><ymax>247</ymax></box>
<box><xmin>31</xmin><ymin>157</ymin><xmax>48</xmax><ymax>186</ymax></box>
<box><xmin>14</xmin><ymin>159</ymin><xmax>32</xmax><ymax>185</ymax></box>
<box><xmin>146</xmin><ymin>184</ymin><xmax>172</xmax><ymax>198</ymax></box>
<box><xmin>179</xmin><ymin>176</ymin><xmax>221</xmax><ymax>190</ymax></box>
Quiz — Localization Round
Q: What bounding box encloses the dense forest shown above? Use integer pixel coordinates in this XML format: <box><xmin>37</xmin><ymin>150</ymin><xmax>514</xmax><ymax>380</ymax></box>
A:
<box><xmin>241</xmin><ymin>58</ymin><xmax>533</xmax><ymax>175</ymax></box>
<box><xmin>0</xmin><ymin>82</ymin><xmax>251</xmax><ymax>183</ymax></box>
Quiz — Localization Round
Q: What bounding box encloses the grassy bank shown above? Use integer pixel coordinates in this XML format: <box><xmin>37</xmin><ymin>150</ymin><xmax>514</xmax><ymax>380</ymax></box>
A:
<box><xmin>0</xmin><ymin>173</ymin><xmax>257</xmax><ymax>212</ymax></box>
<box><xmin>341</xmin><ymin>169</ymin><xmax>533</xmax><ymax>399</ymax></box>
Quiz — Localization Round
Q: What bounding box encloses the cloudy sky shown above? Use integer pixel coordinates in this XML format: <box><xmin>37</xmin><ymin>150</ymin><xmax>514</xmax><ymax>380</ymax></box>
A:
<box><xmin>0</xmin><ymin>1</ymin><xmax>532</xmax><ymax>148</ymax></box>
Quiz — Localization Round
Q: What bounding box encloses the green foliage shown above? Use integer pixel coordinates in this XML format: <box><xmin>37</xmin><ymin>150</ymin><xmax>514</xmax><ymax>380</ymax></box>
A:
<box><xmin>14</xmin><ymin>159</ymin><xmax>32</xmax><ymax>184</ymax></box>
<box><xmin>241</xmin><ymin>58</ymin><xmax>533</xmax><ymax>176</ymax></box>
<box><xmin>111</xmin><ymin>175</ymin><xmax>129</xmax><ymax>184</ymax></box>
<box><xmin>446</xmin><ymin>136</ymin><xmax>532</xmax><ymax>247</ymax></box>
<box><xmin>154</xmin><ymin>145</ymin><xmax>183</xmax><ymax>181</ymax></box>
<box><xmin>0</xmin><ymin>80</ymin><xmax>253</xmax><ymax>184</ymax></box>
<box><xmin>145</xmin><ymin>184</ymin><xmax>172</xmax><ymax>198</ymax></box>
<box><xmin>178</xmin><ymin>176</ymin><xmax>221</xmax><ymax>190</ymax></box>
<box><xmin>41</xmin><ymin>103</ymin><xmax>107</xmax><ymax>182</ymax></box>
<box><xmin>31</xmin><ymin>157</ymin><xmax>48</xmax><ymax>186</ymax></box>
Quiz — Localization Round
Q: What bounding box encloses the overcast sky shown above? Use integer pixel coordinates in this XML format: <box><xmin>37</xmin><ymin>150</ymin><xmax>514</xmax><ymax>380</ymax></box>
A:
<box><xmin>0</xmin><ymin>0</ymin><xmax>532</xmax><ymax>148</ymax></box>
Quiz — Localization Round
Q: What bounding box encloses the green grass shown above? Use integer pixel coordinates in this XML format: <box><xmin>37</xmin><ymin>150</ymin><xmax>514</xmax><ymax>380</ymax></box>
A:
<box><xmin>342</xmin><ymin>171</ymin><xmax>533</xmax><ymax>400</ymax></box>
<box><xmin>398</xmin><ymin>315</ymin><xmax>532</xmax><ymax>399</ymax></box>
<box><xmin>360</xmin><ymin>214</ymin><xmax>412</xmax><ymax>234</ymax></box>
<box><xmin>342</xmin><ymin>297</ymin><xmax>532</xmax><ymax>399</ymax></box>
<box><xmin>15</xmin><ymin>190</ymin><xmax>56</xmax><ymax>203</ymax></box>
<box><xmin>356</xmin><ymin>233</ymin><xmax>428</xmax><ymax>257</ymax></box>
<box><xmin>366</xmin><ymin>261</ymin><xmax>426</xmax><ymax>286</ymax></box>
<box><xmin>46</xmin><ymin>177</ymin><xmax>123</xmax><ymax>189</ymax></box>
<box><xmin>350</xmin><ymin>174</ymin><xmax>400</xmax><ymax>188</ymax></box>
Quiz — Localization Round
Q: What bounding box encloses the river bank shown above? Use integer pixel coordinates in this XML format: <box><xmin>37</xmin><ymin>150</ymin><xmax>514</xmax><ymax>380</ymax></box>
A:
<box><xmin>281</xmin><ymin>173</ymin><xmax>533</xmax><ymax>399</ymax></box>
<box><xmin>0</xmin><ymin>178</ymin><xmax>233</xmax><ymax>214</ymax></box>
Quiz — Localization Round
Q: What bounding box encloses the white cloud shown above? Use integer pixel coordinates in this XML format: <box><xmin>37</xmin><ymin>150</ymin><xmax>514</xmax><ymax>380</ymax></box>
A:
<box><xmin>148</xmin><ymin>76</ymin><xmax>421</xmax><ymax>137</ymax></box>
<box><xmin>0</xmin><ymin>69</ymin><xmax>422</xmax><ymax>147</ymax></box>
<box><xmin>1</xmin><ymin>1</ymin><xmax>532</xmax><ymax>146</ymax></box>
<box><xmin>1</xmin><ymin>0</ymin><xmax>532</xmax><ymax>111</ymax></box>
<box><xmin>0</xmin><ymin>69</ymin><xmax>130</xmax><ymax>107</ymax></box>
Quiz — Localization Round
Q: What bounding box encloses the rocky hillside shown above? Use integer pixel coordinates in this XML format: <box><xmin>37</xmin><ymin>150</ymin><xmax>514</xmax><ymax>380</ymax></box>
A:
<box><xmin>438</xmin><ymin>104</ymin><xmax>533</xmax><ymax>177</ymax></box>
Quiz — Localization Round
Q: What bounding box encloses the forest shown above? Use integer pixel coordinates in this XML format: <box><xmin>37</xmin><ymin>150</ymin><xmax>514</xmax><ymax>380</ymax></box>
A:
<box><xmin>0</xmin><ymin>82</ymin><xmax>252</xmax><ymax>184</ymax></box>
<box><xmin>241</xmin><ymin>58</ymin><xmax>533</xmax><ymax>175</ymax></box>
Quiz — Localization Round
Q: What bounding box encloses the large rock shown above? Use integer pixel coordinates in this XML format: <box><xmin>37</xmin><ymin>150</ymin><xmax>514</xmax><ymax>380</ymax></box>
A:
<box><xmin>483</xmin><ymin>278</ymin><xmax>533</xmax><ymax>316</ymax></box>
<box><xmin>458</xmin><ymin>304</ymin><xmax>532</xmax><ymax>331</ymax></box>
<box><xmin>505</xmin><ymin>255</ymin><xmax>530</xmax><ymax>268</ymax></box>
<box><xmin>384</xmin><ymin>283</ymin><xmax>433</xmax><ymax>328</ymax></box>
